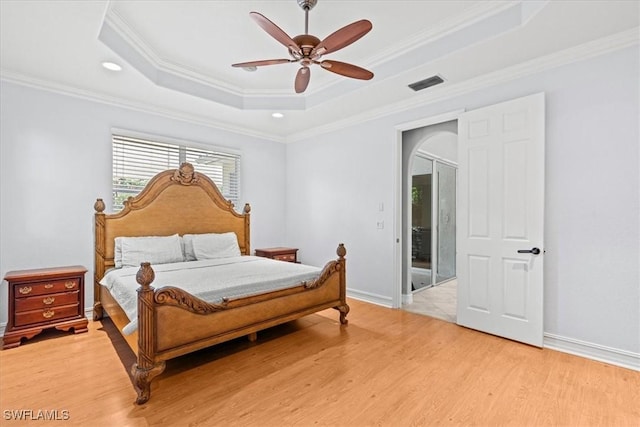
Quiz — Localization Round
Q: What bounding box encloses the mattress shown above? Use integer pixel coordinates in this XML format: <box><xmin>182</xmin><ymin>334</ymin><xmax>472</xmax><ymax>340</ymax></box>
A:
<box><xmin>100</xmin><ymin>256</ymin><xmax>321</xmax><ymax>334</ymax></box>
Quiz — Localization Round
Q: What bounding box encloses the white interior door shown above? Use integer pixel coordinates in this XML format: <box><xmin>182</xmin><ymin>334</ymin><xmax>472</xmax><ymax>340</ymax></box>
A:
<box><xmin>457</xmin><ymin>93</ymin><xmax>545</xmax><ymax>347</ymax></box>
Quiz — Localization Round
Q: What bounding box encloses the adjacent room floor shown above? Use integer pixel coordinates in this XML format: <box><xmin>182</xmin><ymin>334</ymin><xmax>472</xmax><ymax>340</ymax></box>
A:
<box><xmin>403</xmin><ymin>279</ymin><xmax>457</xmax><ymax>323</ymax></box>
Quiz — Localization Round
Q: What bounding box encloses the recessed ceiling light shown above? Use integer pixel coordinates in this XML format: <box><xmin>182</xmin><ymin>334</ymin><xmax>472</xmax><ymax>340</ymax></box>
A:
<box><xmin>242</xmin><ymin>66</ymin><xmax>257</xmax><ymax>72</ymax></box>
<box><xmin>102</xmin><ymin>61</ymin><xmax>122</xmax><ymax>71</ymax></box>
<box><xmin>271</xmin><ymin>112</ymin><xmax>284</xmax><ymax>118</ymax></box>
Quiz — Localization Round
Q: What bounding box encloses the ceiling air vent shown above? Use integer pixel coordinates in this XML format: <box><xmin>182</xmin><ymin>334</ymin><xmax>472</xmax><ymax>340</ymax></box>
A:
<box><xmin>408</xmin><ymin>75</ymin><xmax>444</xmax><ymax>91</ymax></box>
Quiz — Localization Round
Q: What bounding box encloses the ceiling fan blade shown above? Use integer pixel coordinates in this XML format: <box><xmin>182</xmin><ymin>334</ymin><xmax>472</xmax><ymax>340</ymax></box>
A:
<box><xmin>320</xmin><ymin>60</ymin><xmax>373</xmax><ymax>80</ymax></box>
<box><xmin>312</xmin><ymin>20</ymin><xmax>372</xmax><ymax>57</ymax></box>
<box><xmin>250</xmin><ymin>12</ymin><xmax>301</xmax><ymax>56</ymax></box>
<box><xmin>295</xmin><ymin>67</ymin><xmax>311</xmax><ymax>93</ymax></box>
<box><xmin>232</xmin><ymin>59</ymin><xmax>293</xmax><ymax>68</ymax></box>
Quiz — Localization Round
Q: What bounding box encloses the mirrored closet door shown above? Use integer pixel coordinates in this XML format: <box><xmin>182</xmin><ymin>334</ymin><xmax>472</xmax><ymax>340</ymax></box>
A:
<box><xmin>411</xmin><ymin>155</ymin><xmax>456</xmax><ymax>290</ymax></box>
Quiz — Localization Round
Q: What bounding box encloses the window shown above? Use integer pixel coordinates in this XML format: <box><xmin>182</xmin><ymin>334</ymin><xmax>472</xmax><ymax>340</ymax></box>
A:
<box><xmin>112</xmin><ymin>134</ymin><xmax>240</xmax><ymax>211</ymax></box>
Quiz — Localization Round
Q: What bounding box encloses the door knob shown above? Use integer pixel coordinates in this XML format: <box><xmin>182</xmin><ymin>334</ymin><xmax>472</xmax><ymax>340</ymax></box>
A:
<box><xmin>518</xmin><ymin>247</ymin><xmax>541</xmax><ymax>255</ymax></box>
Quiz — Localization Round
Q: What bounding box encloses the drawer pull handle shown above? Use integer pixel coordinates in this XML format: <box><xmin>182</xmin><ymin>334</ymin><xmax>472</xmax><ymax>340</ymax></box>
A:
<box><xmin>43</xmin><ymin>310</ymin><xmax>55</xmax><ymax>319</ymax></box>
<box><xmin>18</xmin><ymin>286</ymin><xmax>32</xmax><ymax>295</ymax></box>
<box><xmin>43</xmin><ymin>297</ymin><xmax>55</xmax><ymax>305</ymax></box>
<box><xmin>44</xmin><ymin>284</ymin><xmax>54</xmax><ymax>289</ymax></box>
<box><xmin>64</xmin><ymin>281</ymin><xmax>76</xmax><ymax>289</ymax></box>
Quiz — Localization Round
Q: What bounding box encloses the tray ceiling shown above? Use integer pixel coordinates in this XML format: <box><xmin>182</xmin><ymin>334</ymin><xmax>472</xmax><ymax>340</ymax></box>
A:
<box><xmin>1</xmin><ymin>1</ymin><xmax>638</xmax><ymax>141</ymax></box>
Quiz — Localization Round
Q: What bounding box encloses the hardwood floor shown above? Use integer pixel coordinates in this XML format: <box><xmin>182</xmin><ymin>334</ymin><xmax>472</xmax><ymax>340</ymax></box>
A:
<box><xmin>1</xmin><ymin>299</ymin><xmax>638</xmax><ymax>426</ymax></box>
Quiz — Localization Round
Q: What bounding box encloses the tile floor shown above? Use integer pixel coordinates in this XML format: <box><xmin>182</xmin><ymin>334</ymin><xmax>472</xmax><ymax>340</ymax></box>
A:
<box><xmin>403</xmin><ymin>279</ymin><xmax>457</xmax><ymax>323</ymax></box>
<box><xmin>411</xmin><ymin>268</ymin><xmax>432</xmax><ymax>291</ymax></box>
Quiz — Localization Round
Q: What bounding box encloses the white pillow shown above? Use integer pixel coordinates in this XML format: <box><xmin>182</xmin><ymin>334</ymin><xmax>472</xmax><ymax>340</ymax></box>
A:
<box><xmin>182</xmin><ymin>234</ymin><xmax>198</xmax><ymax>261</ymax></box>
<box><xmin>189</xmin><ymin>232</ymin><xmax>241</xmax><ymax>260</ymax></box>
<box><xmin>116</xmin><ymin>234</ymin><xmax>184</xmax><ymax>268</ymax></box>
<box><xmin>114</xmin><ymin>239</ymin><xmax>123</xmax><ymax>268</ymax></box>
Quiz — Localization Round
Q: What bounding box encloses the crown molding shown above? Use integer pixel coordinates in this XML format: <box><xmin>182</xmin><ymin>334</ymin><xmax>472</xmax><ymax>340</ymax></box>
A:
<box><xmin>366</xmin><ymin>1</ymin><xmax>519</xmax><ymax>68</ymax></box>
<box><xmin>285</xmin><ymin>27</ymin><xmax>639</xmax><ymax>143</ymax></box>
<box><xmin>99</xmin><ymin>0</ymin><xmax>541</xmax><ymax>111</ymax></box>
<box><xmin>100</xmin><ymin>3</ymin><xmax>307</xmax><ymax>110</ymax></box>
<box><xmin>303</xmin><ymin>1</ymin><xmax>521</xmax><ymax>97</ymax></box>
<box><xmin>103</xmin><ymin>5</ymin><xmax>239</xmax><ymax>94</ymax></box>
<box><xmin>0</xmin><ymin>70</ymin><xmax>285</xmax><ymax>144</ymax></box>
<box><xmin>2</xmin><ymin>28</ymin><xmax>636</xmax><ymax>145</ymax></box>
<box><xmin>304</xmin><ymin>0</ymin><xmax>548</xmax><ymax>109</ymax></box>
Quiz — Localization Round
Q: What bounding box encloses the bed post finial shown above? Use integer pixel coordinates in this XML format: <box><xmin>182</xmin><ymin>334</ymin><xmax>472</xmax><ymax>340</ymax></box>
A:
<box><xmin>136</xmin><ymin>262</ymin><xmax>155</xmax><ymax>289</ymax></box>
<box><xmin>337</xmin><ymin>243</ymin><xmax>346</xmax><ymax>259</ymax></box>
<box><xmin>94</xmin><ymin>198</ymin><xmax>105</xmax><ymax>213</ymax></box>
<box><xmin>243</xmin><ymin>203</ymin><xmax>251</xmax><ymax>214</ymax></box>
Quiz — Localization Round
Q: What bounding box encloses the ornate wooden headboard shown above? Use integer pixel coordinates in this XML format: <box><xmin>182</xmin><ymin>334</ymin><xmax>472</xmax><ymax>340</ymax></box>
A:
<box><xmin>93</xmin><ymin>162</ymin><xmax>250</xmax><ymax>313</ymax></box>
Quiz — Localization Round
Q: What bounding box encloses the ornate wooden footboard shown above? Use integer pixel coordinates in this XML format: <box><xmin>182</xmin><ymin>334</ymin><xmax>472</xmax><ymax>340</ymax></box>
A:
<box><xmin>94</xmin><ymin>163</ymin><xmax>349</xmax><ymax>404</ymax></box>
<box><xmin>130</xmin><ymin>244</ymin><xmax>348</xmax><ymax>404</ymax></box>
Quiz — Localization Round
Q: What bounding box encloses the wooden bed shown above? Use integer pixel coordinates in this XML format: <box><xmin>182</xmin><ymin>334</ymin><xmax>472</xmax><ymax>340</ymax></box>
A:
<box><xmin>93</xmin><ymin>162</ymin><xmax>349</xmax><ymax>404</ymax></box>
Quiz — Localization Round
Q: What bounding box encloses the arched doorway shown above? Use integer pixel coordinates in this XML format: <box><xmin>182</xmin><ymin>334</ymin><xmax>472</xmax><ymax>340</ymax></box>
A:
<box><xmin>400</xmin><ymin>120</ymin><xmax>458</xmax><ymax>322</ymax></box>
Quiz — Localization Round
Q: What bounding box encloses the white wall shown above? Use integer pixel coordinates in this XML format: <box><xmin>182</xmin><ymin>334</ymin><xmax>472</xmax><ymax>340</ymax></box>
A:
<box><xmin>0</xmin><ymin>82</ymin><xmax>287</xmax><ymax>325</ymax></box>
<box><xmin>285</xmin><ymin>123</ymin><xmax>398</xmax><ymax>305</ymax></box>
<box><xmin>285</xmin><ymin>46</ymin><xmax>639</xmax><ymax>358</ymax></box>
<box><xmin>1</xmin><ymin>47</ymin><xmax>637</xmax><ymax>366</ymax></box>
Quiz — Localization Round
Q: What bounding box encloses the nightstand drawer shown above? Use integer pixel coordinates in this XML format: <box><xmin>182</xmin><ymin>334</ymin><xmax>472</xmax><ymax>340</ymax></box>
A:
<box><xmin>273</xmin><ymin>253</ymin><xmax>296</xmax><ymax>262</ymax></box>
<box><xmin>14</xmin><ymin>303</ymin><xmax>80</xmax><ymax>327</ymax></box>
<box><xmin>14</xmin><ymin>278</ymin><xmax>79</xmax><ymax>298</ymax></box>
<box><xmin>15</xmin><ymin>291</ymin><xmax>79</xmax><ymax>312</ymax></box>
<box><xmin>255</xmin><ymin>247</ymin><xmax>298</xmax><ymax>263</ymax></box>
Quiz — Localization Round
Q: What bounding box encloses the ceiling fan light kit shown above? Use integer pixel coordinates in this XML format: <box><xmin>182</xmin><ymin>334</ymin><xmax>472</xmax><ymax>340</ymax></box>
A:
<box><xmin>232</xmin><ymin>0</ymin><xmax>373</xmax><ymax>93</ymax></box>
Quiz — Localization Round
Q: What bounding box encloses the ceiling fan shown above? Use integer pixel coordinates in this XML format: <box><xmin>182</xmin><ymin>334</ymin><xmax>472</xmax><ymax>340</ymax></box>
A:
<box><xmin>232</xmin><ymin>0</ymin><xmax>374</xmax><ymax>93</ymax></box>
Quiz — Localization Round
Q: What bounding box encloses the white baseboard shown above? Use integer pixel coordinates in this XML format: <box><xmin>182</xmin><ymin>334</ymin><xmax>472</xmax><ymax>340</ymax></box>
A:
<box><xmin>339</xmin><ymin>296</ymin><xmax>639</xmax><ymax>371</ymax></box>
<box><xmin>346</xmin><ymin>288</ymin><xmax>394</xmax><ymax>308</ymax></box>
<box><xmin>544</xmin><ymin>332</ymin><xmax>640</xmax><ymax>372</ymax></box>
<box><xmin>402</xmin><ymin>293</ymin><xmax>414</xmax><ymax>305</ymax></box>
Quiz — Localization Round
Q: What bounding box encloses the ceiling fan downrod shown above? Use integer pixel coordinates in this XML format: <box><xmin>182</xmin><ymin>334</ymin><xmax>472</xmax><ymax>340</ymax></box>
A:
<box><xmin>297</xmin><ymin>0</ymin><xmax>317</xmax><ymax>34</ymax></box>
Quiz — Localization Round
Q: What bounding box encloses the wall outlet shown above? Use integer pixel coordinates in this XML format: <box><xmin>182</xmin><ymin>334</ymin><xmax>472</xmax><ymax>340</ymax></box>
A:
<box><xmin>377</xmin><ymin>220</ymin><xmax>384</xmax><ymax>229</ymax></box>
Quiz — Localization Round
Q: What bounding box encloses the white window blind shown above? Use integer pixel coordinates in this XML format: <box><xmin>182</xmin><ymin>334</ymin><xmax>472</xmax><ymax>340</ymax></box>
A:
<box><xmin>112</xmin><ymin>134</ymin><xmax>240</xmax><ymax>211</ymax></box>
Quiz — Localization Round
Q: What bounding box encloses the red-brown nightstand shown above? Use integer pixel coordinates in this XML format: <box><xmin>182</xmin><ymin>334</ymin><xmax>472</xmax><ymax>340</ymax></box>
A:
<box><xmin>255</xmin><ymin>247</ymin><xmax>299</xmax><ymax>263</ymax></box>
<box><xmin>3</xmin><ymin>265</ymin><xmax>88</xmax><ymax>349</ymax></box>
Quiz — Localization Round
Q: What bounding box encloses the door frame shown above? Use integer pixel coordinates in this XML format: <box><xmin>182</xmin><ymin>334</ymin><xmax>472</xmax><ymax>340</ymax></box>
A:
<box><xmin>393</xmin><ymin>109</ymin><xmax>464</xmax><ymax>308</ymax></box>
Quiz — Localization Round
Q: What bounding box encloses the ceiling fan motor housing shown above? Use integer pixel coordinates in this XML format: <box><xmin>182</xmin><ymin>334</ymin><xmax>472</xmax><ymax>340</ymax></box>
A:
<box><xmin>291</xmin><ymin>34</ymin><xmax>321</xmax><ymax>61</ymax></box>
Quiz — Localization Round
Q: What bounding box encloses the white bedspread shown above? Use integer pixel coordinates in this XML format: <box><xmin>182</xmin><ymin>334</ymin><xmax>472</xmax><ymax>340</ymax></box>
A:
<box><xmin>100</xmin><ymin>256</ymin><xmax>321</xmax><ymax>335</ymax></box>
